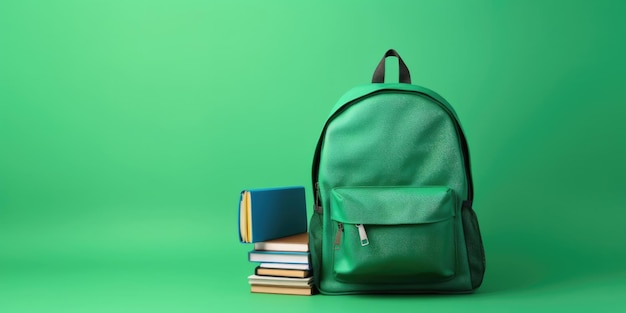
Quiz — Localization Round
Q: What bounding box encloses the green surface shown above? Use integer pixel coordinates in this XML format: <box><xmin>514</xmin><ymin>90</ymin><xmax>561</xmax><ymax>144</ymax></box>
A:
<box><xmin>0</xmin><ymin>0</ymin><xmax>625</xmax><ymax>312</ymax></box>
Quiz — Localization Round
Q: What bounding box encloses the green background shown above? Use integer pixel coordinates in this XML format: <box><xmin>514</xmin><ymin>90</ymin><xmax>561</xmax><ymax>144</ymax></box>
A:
<box><xmin>1</xmin><ymin>0</ymin><xmax>625</xmax><ymax>312</ymax></box>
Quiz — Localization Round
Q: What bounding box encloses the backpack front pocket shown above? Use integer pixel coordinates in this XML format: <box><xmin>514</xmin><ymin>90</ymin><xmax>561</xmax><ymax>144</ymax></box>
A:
<box><xmin>330</xmin><ymin>186</ymin><xmax>457</xmax><ymax>284</ymax></box>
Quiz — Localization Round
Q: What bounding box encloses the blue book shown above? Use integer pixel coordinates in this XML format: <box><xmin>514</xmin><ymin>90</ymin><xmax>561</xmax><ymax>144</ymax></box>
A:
<box><xmin>238</xmin><ymin>186</ymin><xmax>307</xmax><ymax>243</ymax></box>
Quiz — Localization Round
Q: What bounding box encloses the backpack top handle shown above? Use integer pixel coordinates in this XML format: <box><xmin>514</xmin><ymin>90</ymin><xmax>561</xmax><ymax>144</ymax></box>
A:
<box><xmin>371</xmin><ymin>49</ymin><xmax>412</xmax><ymax>84</ymax></box>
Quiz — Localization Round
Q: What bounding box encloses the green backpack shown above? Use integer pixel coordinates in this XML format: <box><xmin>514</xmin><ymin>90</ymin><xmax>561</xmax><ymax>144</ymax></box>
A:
<box><xmin>309</xmin><ymin>49</ymin><xmax>485</xmax><ymax>294</ymax></box>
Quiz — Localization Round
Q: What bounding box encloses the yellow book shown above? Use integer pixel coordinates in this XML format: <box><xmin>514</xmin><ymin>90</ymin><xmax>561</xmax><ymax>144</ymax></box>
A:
<box><xmin>255</xmin><ymin>266</ymin><xmax>311</xmax><ymax>278</ymax></box>
<box><xmin>238</xmin><ymin>191</ymin><xmax>251</xmax><ymax>242</ymax></box>
<box><xmin>253</xmin><ymin>232</ymin><xmax>309</xmax><ymax>252</ymax></box>
<box><xmin>250</xmin><ymin>285</ymin><xmax>313</xmax><ymax>296</ymax></box>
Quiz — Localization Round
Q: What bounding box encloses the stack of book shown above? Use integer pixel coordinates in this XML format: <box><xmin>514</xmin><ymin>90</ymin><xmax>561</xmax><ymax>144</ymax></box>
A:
<box><xmin>238</xmin><ymin>186</ymin><xmax>314</xmax><ymax>295</ymax></box>
<box><xmin>247</xmin><ymin>232</ymin><xmax>313</xmax><ymax>295</ymax></box>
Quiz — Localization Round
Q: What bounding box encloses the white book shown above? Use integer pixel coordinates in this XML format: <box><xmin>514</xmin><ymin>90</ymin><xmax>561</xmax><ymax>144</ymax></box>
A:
<box><xmin>259</xmin><ymin>262</ymin><xmax>310</xmax><ymax>270</ymax></box>
<box><xmin>248</xmin><ymin>251</ymin><xmax>309</xmax><ymax>264</ymax></box>
<box><xmin>248</xmin><ymin>275</ymin><xmax>313</xmax><ymax>288</ymax></box>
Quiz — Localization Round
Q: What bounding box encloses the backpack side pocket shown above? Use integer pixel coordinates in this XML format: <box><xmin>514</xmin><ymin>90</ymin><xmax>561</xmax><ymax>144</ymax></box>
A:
<box><xmin>308</xmin><ymin>211</ymin><xmax>323</xmax><ymax>289</ymax></box>
<box><xmin>462</xmin><ymin>202</ymin><xmax>486</xmax><ymax>289</ymax></box>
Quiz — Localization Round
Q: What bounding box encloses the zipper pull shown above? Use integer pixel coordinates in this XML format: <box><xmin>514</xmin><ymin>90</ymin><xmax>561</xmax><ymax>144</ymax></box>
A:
<box><xmin>334</xmin><ymin>222</ymin><xmax>344</xmax><ymax>250</ymax></box>
<box><xmin>355</xmin><ymin>224</ymin><xmax>369</xmax><ymax>246</ymax></box>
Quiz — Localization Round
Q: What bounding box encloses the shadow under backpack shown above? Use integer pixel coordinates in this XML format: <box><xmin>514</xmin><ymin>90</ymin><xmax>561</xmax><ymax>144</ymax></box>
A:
<box><xmin>308</xmin><ymin>49</ymin><xmax>486</xmax><ymax>294</ymax></box>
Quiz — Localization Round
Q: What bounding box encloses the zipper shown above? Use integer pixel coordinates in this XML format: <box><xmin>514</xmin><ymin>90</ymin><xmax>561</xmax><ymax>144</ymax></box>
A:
<box><xmin>335</xmin><ymin>223</ymin><xmax>370</xmax><ymax>249</ymax></box>
<box><xmin>355</xmin><ymin>224</ymin><xmax>369</xmax><ymax>246</ymax></box>
<box><xmin>334</xmin><ymin>222</ymin><xmax>344</xmax><ymax>249</ymax></box>
<box><xmin>314</xmin><ymin>182</ymin><xmax>322</xmax><ymax>214</ymax></box>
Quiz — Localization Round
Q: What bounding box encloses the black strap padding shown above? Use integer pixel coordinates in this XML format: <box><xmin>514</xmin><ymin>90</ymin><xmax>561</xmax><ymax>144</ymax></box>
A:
<box><xmin>372</xmin><ymin>49</ymin><xmax>411</xmax><ymax>84</ymax></box>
